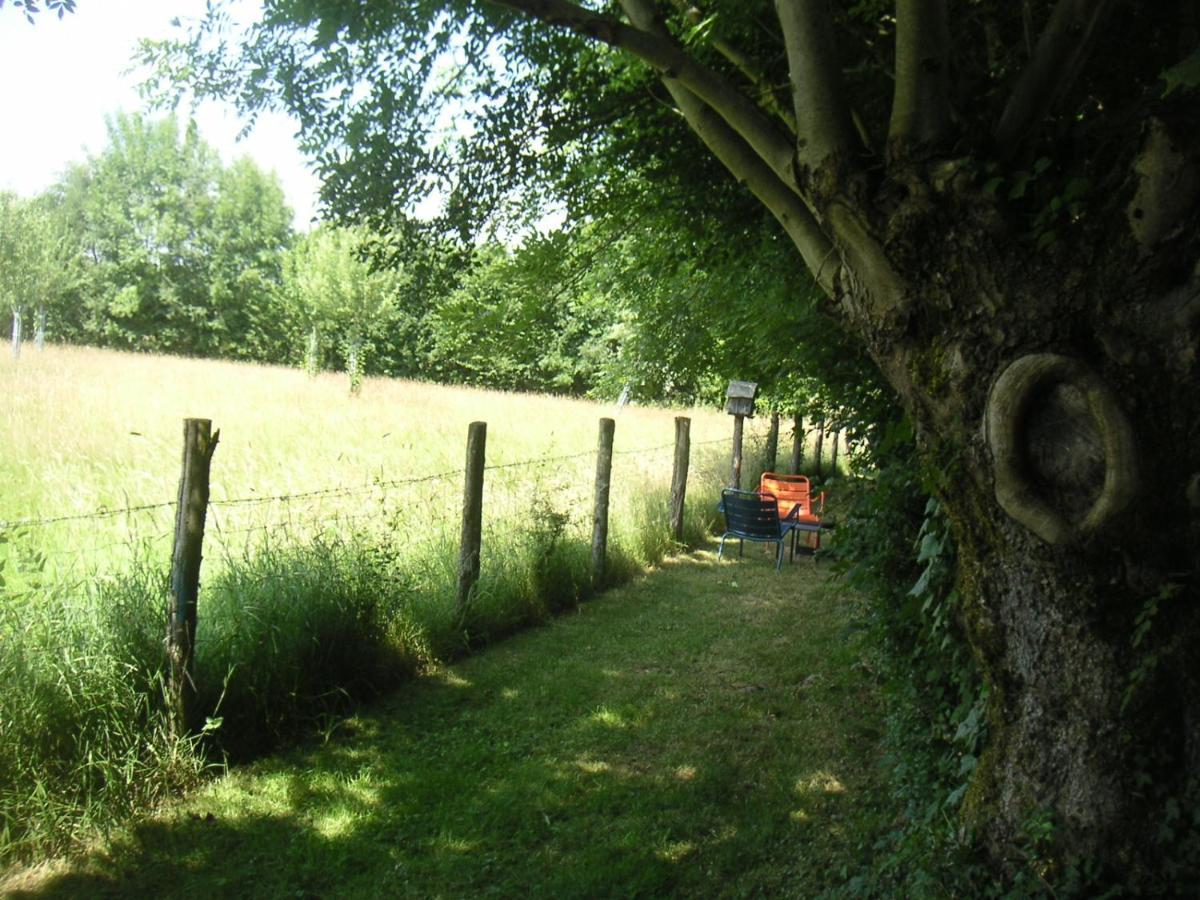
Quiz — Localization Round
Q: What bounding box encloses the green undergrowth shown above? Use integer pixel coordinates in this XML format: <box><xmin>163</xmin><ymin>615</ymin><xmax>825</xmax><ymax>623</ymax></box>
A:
<box><xmin>830</xmin><ymin>463</ymin><xmax>1001</xmax><ymax>896</ymax></box>
<box><xmin>0</xmin><ymin>465</ymin><xmax>723</xmax><ymax>868</ymax></box>
<box><xmin>3</xmin><ymin>549</ymin><xmax>892</xmax><ymax>898</ymax></box>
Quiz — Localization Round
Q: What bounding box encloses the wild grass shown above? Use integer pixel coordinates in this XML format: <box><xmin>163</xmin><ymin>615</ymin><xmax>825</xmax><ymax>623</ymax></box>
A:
<box><xmin>0</xmin><ymin>345</ymin><xmax>737</xmax><ymax>867</ymax></box>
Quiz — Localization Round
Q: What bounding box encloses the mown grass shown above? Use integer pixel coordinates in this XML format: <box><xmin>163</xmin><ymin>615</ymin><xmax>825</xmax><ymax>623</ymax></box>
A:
<box><xmin>0</xmin><ymin>345</ymin><xmax>748</xmax><ymax>866</ymax></box>
<box><xmin>2</xmin><ymin>547</ymin><xmax>890</xmax><ymax>898</ymax></box>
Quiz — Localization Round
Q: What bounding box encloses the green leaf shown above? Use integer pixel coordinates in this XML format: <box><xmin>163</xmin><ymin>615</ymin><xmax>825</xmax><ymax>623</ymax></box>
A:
<box><xmin>1161</xmin><ymin>47</ymin><xmax>1200</xmax><ymax>97</ymax></box>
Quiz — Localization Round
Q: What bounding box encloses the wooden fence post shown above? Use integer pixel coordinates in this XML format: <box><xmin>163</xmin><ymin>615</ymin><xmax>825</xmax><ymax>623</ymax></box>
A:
<box><xmin>168</xmin><ymin>417</ymin><xmax>218</xmax><ymax>737</ymax></box>
<box><xmin>592</xmin><ymin>417</ymin><xmax>615</xmax><ymax>590</ymax></box>
<box><xmin>730</xmin><ymin>413</ymin><xmax>745</xmax><ymax>489</ymax></box>
<box><xmin>790</xmin><ymin>414</ymin><xmax>804</xmax><ymax>474</ymax></box>
<box><xmin>764</xmin><ymin>412</ymin><xmax>779</xmax><ymax>474</ymax></box>
<box><xmin>669</xmin><ymin>416</ymin><xmax>691</xmax><ymax>543</ymax></box>
<box><xmin>457</xmin><ymin>421</ymin><xmax>487</xmax><ymax>617</ymax></box>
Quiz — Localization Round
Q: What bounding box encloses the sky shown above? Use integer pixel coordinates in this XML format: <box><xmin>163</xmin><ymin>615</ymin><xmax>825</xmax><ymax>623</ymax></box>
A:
<box><xmin>0</xmin><ymin>0</ymin><xmax>322</xmax><ymax>228</ymax></box>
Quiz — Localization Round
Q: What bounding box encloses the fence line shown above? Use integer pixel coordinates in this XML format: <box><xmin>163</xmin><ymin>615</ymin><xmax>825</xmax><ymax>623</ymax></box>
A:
<box><xmin>2</xmin><ymin>438</ymin><xmax>731</xmax><ymax>533</ymax></box>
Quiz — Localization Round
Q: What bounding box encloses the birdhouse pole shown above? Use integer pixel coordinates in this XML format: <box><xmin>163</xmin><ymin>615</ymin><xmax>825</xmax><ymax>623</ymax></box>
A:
<box><xmin>725</xmin><ymin>381</ymin><xmax>758</xmax><ymax>489</ymax></box>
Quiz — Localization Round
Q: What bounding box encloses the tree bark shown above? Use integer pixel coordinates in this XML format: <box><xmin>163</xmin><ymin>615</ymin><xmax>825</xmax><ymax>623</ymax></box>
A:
<box><xmin>850</xmin><ymin>167</ymin><xmax>1200</xmax><ymax>871</ymax></box>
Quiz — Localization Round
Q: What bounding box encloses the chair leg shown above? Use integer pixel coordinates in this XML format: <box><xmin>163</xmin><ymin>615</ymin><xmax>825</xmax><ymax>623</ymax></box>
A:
<box><xmin>775</xmin><ymin>540</ymin><xmax>785</xmax><ymax>571</ymax></box>
<box><xmin>718</xmin><ymin>535</ymin><xmax>728</xmax><ymax>561</ymax></box>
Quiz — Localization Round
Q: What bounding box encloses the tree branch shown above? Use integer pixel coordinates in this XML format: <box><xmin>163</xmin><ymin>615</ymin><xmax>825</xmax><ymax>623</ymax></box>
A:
<box><xmin>669</xmin><ymin>79</ymin><xmax>838</xmax><ymax>295</ymax></box>
<box><xmin>617</xmin><ymin>0</ymin><xmax>836</xmax><ymax>293</ymax></box>
<box><xmin>993</xmin><ymin>0</ymin><xmax>1119</xmax><ymax>156</ymax></box>
<box><xmin>491</xmin><ymin>0</ymin><xmax>800</xmax><ymax>192</ymax></box>
<box><xmin>773</xmin><ymin>0</ymin><xmax>859</xmax><ymax>172</ymax></box>
<box><xmin>667</xmin><ymin>0</ymin><xmax>797</xmax><ymax>135</ymax></box>
<box><xmin>888</xmin><ymin>0</ymin><xmax>951</xmax><ymax>157</ymax></box>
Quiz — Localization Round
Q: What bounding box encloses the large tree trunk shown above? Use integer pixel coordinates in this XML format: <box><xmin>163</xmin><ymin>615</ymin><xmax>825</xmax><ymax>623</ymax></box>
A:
<box><xmin>845</xmin><ymin>128</ymin><xmax>1200</xmax><ymax>871</ymax></box>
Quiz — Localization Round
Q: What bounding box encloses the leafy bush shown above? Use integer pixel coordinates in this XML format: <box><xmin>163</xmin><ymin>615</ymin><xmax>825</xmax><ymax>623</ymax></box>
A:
<box><xmin>832</xmin><ymin>455</ymin><xmax>993</xmax><ymax>895</ymax></box>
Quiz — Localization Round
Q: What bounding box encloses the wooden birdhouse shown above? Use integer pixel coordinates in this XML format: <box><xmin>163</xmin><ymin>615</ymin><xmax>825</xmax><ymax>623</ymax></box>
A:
<box><xmin>725</xmin><ymin>381</ymin><xmax>758</xmax><ymax>418</ymax></box>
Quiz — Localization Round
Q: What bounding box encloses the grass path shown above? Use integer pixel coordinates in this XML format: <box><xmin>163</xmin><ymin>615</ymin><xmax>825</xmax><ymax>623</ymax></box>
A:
<box><xmin>5</xmin><ymin>548</ymin><xmax>889</xmax><ymax>898</ymax></box>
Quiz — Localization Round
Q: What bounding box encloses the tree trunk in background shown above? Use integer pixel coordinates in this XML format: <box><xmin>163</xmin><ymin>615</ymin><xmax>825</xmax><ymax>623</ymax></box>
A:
<box><xmin>789</xmin><ymin>415</ymin><xmax>804</xmax><ymax>474</ymax></box>
<box><xmin>813</xmin><ymin>418</ymin><xmax>825</xmax><ymax>480</ymax></box>
<box><xmin>10</xmin><ymin>308</ymin><xmax>21</xmax><ymax>360</ymax></box>
<box><xmin>347</xmin><ymin>329</ymin><xmax>363</xmax><ymax>395</ymax></box>
<box><xmin>304</xmin><ymin>325</ymin><xmax>320</xmax><ymax>377</ymax></box>
<box><xmin>35</xmin><ymin>304</ymin><xmax>45</xmax><ymax>352</ymax></box>
<box><xmin>764</xmin><ymin>412</ymin><xmax>779</xmax><ymax>473</ymax></box>
<box><xmin>829</xmin><ymin>430</ymin><xmax>840</xmax><ymax>477</ymax></box>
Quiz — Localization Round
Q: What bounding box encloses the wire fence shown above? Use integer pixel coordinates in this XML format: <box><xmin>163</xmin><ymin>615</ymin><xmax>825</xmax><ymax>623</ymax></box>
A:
<box><xmin>0</xmin><ymin>427</ymin><xmax>741</xmax><ymax>586</ymax></box>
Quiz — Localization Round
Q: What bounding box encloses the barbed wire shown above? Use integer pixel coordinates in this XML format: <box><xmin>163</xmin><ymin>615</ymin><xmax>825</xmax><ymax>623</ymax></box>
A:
<box><xmin>0</xmin><ymin>434</ymin><xmax>733</xmax><ymax>533</ymax></box>
<box><xmin>0</xmin><ymin>501</ymin><xmax>177</xmax><ymax>530</ymax></box>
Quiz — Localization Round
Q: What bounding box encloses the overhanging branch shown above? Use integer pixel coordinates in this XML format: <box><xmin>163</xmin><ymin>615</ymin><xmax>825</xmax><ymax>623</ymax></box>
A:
<box><xmin>994</xmin><ymin>0</ymin><xmax>1119</xmax><ymax>156</ymax></box>
<box><xmin>618</xmin><ymin>0</ymin><xmax>836</xmax><ymax>293</ymax></box>
<box><xmin>668</xmin><ymin>0</ymin><xmax>797</xmax><ymax>135</ymax></box>
<box><xmin>491</xmin><ymin>0</ymin><xmax>800</xmax><ymax>192</ymax></box>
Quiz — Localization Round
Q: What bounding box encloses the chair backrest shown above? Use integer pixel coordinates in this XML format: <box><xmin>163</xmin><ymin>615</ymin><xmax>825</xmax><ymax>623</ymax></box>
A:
<box><xmin>721</xmin><ymin>488</ymin><xmax>782</xmax><ymax>538</ymax></box>
<box><xmin>760</xmin><ymin>472</ymin><xmax>813</xmax><ymax>519</ymax></box>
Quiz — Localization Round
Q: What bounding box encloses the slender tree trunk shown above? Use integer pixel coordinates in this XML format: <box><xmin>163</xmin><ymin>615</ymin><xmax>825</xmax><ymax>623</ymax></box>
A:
<box><xmin>35</xmin><ymin>304</ymin><xmax>45</xmax><ymax>352</ymax></box>
<box><xmin>304</xmin><ymin>325</ymin><xmax>320</xmax><ymax>377</ymax></box>
<box><xmin>764</xmin><ymin>411</ymin><xmax>780</xmax><ymax>473</ymax></box>
<box><xmin>10</xmin><ymin>308</ymin><xmax>21</xmax><ymax>360</ymax></box>
<box><xmin>347</xmin><ymin>328</ymin><xmax>363</xmax><ymax>395</ymax></box>
<box><xmin>790</xmin><ymin>414</ymin><xmax>804</xmax><ymax>474</ymax></box>
<box><xmin>813</xmin><ymin>418</ymin><xmax>825</xmax><ymax>479</ymax></box>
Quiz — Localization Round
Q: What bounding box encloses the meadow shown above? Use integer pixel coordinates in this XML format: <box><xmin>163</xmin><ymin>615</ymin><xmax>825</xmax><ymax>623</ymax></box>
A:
<box><xmin>0</xmin><ymin>345</ymin><xmax>747</xmax><ymax>866</ymax></box>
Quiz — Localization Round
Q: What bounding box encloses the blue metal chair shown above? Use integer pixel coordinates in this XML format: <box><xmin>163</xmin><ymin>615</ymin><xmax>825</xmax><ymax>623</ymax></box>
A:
<box><xmin>717</xmin><ymin>488</ymin><xmax>800</xmax><ymax>571</ymax></box>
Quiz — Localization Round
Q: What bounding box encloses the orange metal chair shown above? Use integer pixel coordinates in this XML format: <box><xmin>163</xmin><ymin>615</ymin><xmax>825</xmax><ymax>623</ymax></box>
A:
<box><xmin>759</xmin><ymin>472</ymin><xmax>826</xmax><ymax>551</ymax></box>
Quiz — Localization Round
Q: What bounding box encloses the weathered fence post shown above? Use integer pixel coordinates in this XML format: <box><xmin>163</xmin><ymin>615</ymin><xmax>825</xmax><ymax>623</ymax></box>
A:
<box><xmin>764</xmin><ymin>411</ymin><xmax>779</xmax><ymax>473</ymax></box>
<box><xmin>669</xmin><ymin>416</ymin><xmax>691</xmax><ymax>543</ymax></box>
<box><xmin>168</xmin><ymin>417</ymin><xmax>218</xmax><ymax>737</ymax></box>
<box><xmin>457</xmin><ymin>421</ymin><xmax>487</xmax><ymax>618</ymax></box>
<box><xmin>790</xmin><ymin>414</ymin><xmax>805</xmax><ymax>474</ymax></box>
<box><xmin>592</xmin><ymin>417</ymin><xmax>615</xmax><ymax>590</ymax></box>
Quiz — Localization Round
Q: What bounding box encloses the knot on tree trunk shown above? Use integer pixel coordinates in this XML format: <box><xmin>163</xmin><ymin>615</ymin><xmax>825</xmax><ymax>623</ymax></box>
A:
<box><xmin>985</xmin><ymin>353</ymin><xmax>1138</xmax><ymax>545</ymax></box>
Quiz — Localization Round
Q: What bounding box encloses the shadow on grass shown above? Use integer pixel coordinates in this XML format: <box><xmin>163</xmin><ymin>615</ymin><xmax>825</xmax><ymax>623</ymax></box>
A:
<box><xmin>9</xmin><ymin>550</ymin><xmax>888</xmax><ymax>899</ymax></box>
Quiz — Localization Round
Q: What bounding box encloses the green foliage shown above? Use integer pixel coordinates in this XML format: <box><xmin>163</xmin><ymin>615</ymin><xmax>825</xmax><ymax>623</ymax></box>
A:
<box><xmin>45</xmin><ymin>112</ymin><xmax>293</xmax><ymax>358</ymax></box>
<box><xmin>0</xmin><ymin>0</ymin><xmax>75</xmax><ymax>23</ymax></box>
<box><xmin>1161</xmin><ymin>47</ymin><xmax>1200</xmax><ymax>96</ymax></box>
<box><xmin>277</xmin><ymin>225</ymin><xmax>407</xmax><ymax>390</ymax></box>
<box><xmin>0</xmin><ymin>192</ymin><xmax>76</xmax><ymax>331</ymax></box>
<box><xmin>832</xmin><ymin>459</ymin><xmax>994</xmax><ymax>895</ymax></box>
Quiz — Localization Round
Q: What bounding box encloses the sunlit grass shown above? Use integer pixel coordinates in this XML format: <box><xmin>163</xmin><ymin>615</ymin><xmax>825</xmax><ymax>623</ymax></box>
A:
<box><xmin>3</xmin><ymin>554</ymin><xmax>891</xmax><ymax>897</ymax></box>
